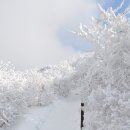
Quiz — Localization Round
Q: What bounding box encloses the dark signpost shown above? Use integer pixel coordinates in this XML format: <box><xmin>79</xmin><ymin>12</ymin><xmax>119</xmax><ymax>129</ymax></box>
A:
<box><xmin>81</xmin><ymin>103</ymin><xmax>84</xmax><ymax>130</ymax></box>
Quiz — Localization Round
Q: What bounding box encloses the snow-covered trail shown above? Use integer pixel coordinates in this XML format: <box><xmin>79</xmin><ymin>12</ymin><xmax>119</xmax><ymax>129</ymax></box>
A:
<box><xmin>9</xmin><ymin>95</ymin><xmax>81</xmax><ymax>130</ymax></box>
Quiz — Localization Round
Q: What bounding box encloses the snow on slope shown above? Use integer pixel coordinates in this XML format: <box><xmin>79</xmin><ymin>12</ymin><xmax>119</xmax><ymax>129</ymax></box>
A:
<box><xmin>9</xmin><ymin>95</ymin><xmax>80</xmax><ymax>130</ymax></box>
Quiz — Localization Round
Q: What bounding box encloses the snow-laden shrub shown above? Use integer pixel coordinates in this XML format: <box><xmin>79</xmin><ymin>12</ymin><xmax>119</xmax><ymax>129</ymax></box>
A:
<box><xmin>0</xmin><ymin>59</ymin><xmax>78</xmax><ymax>129</ymax></box>
<box><xmin>0</xmin><ymin>63</ymin><xmax>48</xmax><ymax>129</ymax></box>
<box><xmin>0</xmin><ymin>62</ymin><xmax>26</xmax><ymax>129</ymax></box>
<box><xmin>40</xmin><ymin>61</ymin><xmax>76</xmax><ymax>98</ymax></box>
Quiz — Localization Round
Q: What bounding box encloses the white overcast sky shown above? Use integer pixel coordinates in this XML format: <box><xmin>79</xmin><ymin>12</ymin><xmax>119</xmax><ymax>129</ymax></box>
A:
<box><xmin>0</xmin><ymin>0</ymin><xmax>98</xmax><ymax>70</ymax></box>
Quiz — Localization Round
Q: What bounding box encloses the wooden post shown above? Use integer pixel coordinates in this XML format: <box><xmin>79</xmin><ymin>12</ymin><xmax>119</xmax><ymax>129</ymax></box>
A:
<box><xmin>81</xmin><ymin>103</ymin><xmax>84</xmax><ymax>130</ymax></box>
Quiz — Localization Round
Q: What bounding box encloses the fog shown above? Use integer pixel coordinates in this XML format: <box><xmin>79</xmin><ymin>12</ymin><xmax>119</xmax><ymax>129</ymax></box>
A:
<box><xmin>0</xmin><ymin>0</ymin><xmax>97</xmax><ymax>70</ymax></box>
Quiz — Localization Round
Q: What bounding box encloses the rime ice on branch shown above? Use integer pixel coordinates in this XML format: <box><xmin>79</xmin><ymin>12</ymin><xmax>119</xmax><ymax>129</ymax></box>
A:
<box><xmin>75</xmin><ymin>2</ymin><xmax>130</xmax><ymax>130</ymax></box>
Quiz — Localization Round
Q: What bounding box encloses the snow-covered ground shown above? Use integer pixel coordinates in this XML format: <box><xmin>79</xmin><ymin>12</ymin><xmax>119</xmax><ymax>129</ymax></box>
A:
<box><xmin>9</xmin><ymin>95</ymin><xmax>81</xmax><ymax>130</ymax></box>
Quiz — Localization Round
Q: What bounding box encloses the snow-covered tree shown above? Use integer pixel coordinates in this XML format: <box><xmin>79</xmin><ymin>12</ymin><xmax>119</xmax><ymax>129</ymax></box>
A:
<box><xmin>75</xmin><ymin>2</ymin><xmax>130</xmax><ymax>130</ymax></box>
